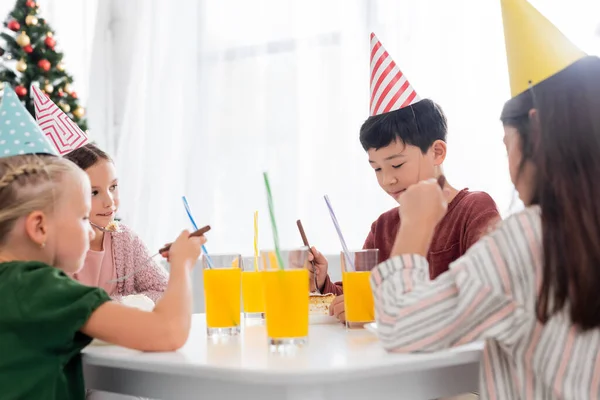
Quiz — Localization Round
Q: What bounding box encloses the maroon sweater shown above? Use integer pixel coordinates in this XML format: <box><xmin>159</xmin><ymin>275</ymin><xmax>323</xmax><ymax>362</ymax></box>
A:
<box><xmin>321</xmin><ymin>189</ymin><xmax>500</xmax><ymax>295</ymax></box>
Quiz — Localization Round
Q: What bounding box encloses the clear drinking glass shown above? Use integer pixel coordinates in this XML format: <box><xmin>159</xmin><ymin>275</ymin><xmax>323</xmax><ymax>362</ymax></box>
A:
<box><xmin>241</xmin><ymin>256</ymin><xmax>265</xmax><ymax>320</ymax></box>
<box><xmin>203</xmin><ymin>254</ymin><xmax>242</xmax><ymax>337</ymax></box>
<box><xmin>261</xmin><ymin>247</ymin><xmax>309</xmax><ymax>349</ymax></box>
<box><xmin>340</xmin><ymin>249</ymin><xmax>379</xmax><ymax>329</ymax></box>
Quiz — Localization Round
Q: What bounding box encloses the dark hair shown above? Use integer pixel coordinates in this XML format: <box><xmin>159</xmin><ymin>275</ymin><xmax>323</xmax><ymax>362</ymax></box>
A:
<box><xmin>63</xmin><ymin>143</ymin><xmax>111</xmax><ymax>171</ymax></box>
<box><xmin>359</xmin><ymin>99</ymin><xmax>448</xmax><ymax>152</ymax></box>
<box><xmin>500</xmin><ymin>56</ymin><xmax>600</xmax><ymax>330</ymax></box>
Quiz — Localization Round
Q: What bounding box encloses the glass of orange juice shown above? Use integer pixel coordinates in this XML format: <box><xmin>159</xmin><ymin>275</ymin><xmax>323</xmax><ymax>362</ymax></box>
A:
<box><xmin>241</xmin><ymin>256</ymin><xmax>265</xmax><ymax>320</ymax></box>
<box><xmin>203</xmin><ymin>254</ymin><xmax>242</xmax><ymax>337</ymax></box>
<box><xmin>261</xmin><ymin>248</ymin><xmax>309</xmax><ymax>349</ymax></box>
<box><xmin>341</xmin><ymin>249</ymin><xmax>379</xmax><ymax>329</ymax></box>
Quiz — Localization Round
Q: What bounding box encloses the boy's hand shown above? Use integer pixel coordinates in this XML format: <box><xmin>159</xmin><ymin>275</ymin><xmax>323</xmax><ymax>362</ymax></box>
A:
<box><xmin>166</xmin><ymin>230</ymin><xmax>205</xmax><ymax>270</ymax></box>
<box><xmin>329</xmin><ymin>295</ymin><xmax>345</xmax><ymax>323</ymax></box>
<box><xmin>398</xmin><ymin>178</ymin><xmax>448</xmax><ymax>228</ymax></box>
<box><xmin>308</xmin><ymin>246</ymin><xmax>328</xmax><ymax>292</ymax></box>
<box><xmin>160</xmin><ymin>244</ymin><xmax>170</xmax><ymax>260</ymax></box>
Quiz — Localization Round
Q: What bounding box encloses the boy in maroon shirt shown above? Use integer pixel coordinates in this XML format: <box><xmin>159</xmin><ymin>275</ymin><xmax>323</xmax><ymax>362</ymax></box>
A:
<box><xmin>311</xmin><ymin>34</ymin><xmax>500</xmax><ymax>322</ymax></box>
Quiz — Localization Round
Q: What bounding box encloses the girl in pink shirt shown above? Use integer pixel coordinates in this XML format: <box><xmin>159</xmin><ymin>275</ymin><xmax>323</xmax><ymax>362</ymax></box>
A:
<box><xmin>65</xmin><ymin>144</ymin><xmax>167</xmax><ymax>302</ymax></box>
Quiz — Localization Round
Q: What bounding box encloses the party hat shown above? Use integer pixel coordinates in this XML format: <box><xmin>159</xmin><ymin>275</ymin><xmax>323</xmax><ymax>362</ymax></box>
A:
<box><xmin>501</xmin><ymin>0</ymin><xmax>586</xmax><ymax>97</ymax></box>
<box><xmin>31</xmin><ymin>85</ymin><xmax>89</xmax><ymax>155</ymax></box>
<box><xmin>0</xmin><ymin>83</ymin><xmax>58</xmax><ymax>158</ymax></box>
<box><xmin>370</xmin><ymin>33</ymin><xmax>421</xmax><ymax>116</ymax></box>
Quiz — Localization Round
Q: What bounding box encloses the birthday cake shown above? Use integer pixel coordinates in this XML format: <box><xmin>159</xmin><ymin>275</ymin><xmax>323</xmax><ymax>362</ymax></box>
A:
<box><xmin>309</xmin><ymin>293</ymin><xmax>335</xmax><ymax>315</ymax></box>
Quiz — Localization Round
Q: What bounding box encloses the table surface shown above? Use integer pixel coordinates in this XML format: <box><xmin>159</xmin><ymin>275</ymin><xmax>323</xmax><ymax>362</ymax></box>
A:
<box><xmin>83</xmin><ymin>314</ymin><xmax>483</xmax><ymax>386</ymax></box>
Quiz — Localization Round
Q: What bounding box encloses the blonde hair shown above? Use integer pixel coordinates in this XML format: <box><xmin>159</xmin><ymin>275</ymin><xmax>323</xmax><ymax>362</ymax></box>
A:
<box><xmin>0</xmin><ymin>154</ymin><xmax>81</xmax><ymax>245</ymax></box>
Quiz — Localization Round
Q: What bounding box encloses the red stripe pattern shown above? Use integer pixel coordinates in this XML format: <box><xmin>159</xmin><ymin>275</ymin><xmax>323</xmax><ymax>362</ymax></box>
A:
<box><xmin>369</xmin><ymin>33</ymin><xmax>420</xmax><ymax>116</ymax></box>
<box><xmin>32</xmin><ymin>85</ymin><xmax>89</xmax><ymax>156</ymax></box>
<box><xmin>371</xmin><ymin>206</ymin><xmax>600</xmax><ymax>399</ymax></box>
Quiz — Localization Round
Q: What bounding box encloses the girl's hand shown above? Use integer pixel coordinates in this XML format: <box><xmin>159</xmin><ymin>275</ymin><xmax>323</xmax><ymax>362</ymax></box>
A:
<box><xmin>160</xmin><ymin>244</ymin><xmax>170</xmax><ymax>260</ymax></box>
<box><xmin>168</xmin><ymin>230</ymin><xmax>205</xmax><ymax>270</ymax></box>
<box><xmin>398</xmin><ymin>178</ymin><xmax>448</xmax><ymax>228</ymax></box>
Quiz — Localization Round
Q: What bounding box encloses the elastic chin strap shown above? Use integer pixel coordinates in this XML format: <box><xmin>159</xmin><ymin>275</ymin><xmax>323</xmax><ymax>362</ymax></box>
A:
<box><xmin>32</xmin><ymin>153</ymin><xmax>55</xmax><ymax>252</ymax></box>
<box><xmin>529</xmin><ymin>80</ymin><xmax>539</xmax><ymax>111</ymax></box>
<box><xmin>410</xmin><ymin>105</ymin><xmax>423</xmax><ymax>183</ymax></box>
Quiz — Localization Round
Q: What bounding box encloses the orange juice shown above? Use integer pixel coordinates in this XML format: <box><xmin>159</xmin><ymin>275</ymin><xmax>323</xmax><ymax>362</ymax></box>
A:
<box><xmin>264</xmin><ymin>269</ymin><xmax>309</xmax><ymax>338</ymax></box>
<box><xmin>204</xmin><ymin>268</ymin><xmax>241</xmax><ymax>328</ymax></box>
<box><xmin>267</xmin><ymin>252</ymin><xmax>279</xmax><ymax>270</ymax></box>
<box><xmin>242</xmin><ymin>271</ymin><xmax>265</xmax><ymax>313</ymax></box>
<box><xmin>342</xmin><ymin>271</ymin><xmax>374</xmax><ymax>322</ymax></box>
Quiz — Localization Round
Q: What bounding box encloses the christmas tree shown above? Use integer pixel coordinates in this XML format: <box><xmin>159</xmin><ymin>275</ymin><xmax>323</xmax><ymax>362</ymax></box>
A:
<box><xmin>0</xmin><ymin>0</ymin><xmax>87</xmax><ymax>131</ymax></box>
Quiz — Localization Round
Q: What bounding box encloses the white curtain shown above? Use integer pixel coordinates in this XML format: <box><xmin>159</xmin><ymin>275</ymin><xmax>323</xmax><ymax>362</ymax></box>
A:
<box><xmin>2</xmin><ymin>0</ymin><xmax>598</xmax><ymax>255</ymax></box>
<box><xmin>101</xmin><ymin>0</ymin><xmax>600</xmax><ymax>256</ymax></box>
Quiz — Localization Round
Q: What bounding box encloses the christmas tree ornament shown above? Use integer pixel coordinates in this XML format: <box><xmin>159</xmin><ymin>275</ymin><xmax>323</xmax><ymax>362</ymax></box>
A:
<box><xmin>44</xmin><ymin>35</ymin><xmax>55</xmax><ymax>49</ymax></box>
<box><xmin>7</xmin><ymin>20</ymin><xmax>20</xmax><ymax>31</ymax></box>
<box><xmin>16</xmin><ymin>31</ymin><xmax>31</xmax><ymax>47</ymax></box>
<box><xmin>0</xmin><ymin>5</ymin><xmax>89</xmax><ymax>133</ymax></box>
<box><xmin>16</xmin><ymin>59</ymin><xmax>27</xmax><ymax>72</ymax></box>
<box><xmin>72</xmin><ymin>107</ymin><xmax>85</xmax><ymax>119</ymax></box>
<box><xmin>14</xmin><ymin>85</ymin><xmax>27</xmax><ymax>97</ymax></box>
<box><xmin>25</xmin><ymin>15</ymin><xmax>38</xmax><ymax>26</ymax></box>
<box><xmin>37</xmin><ymin>59</ymin><xmax>51</xmax><ymax>71</ymax></box>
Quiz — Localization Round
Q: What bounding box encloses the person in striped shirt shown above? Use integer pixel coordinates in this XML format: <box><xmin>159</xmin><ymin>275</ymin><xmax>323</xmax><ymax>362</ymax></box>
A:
<box><xmin>370</xmin><ymin>1</ymin><xmax>600</xmax><ymax>399</ymax></box>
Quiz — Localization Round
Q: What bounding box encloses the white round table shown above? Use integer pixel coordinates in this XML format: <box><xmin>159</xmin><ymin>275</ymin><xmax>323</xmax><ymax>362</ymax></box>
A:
<box><xmin>83</xmin><ymin>314</ymin><xmax>482</xmax><ymax>399</ymax></box>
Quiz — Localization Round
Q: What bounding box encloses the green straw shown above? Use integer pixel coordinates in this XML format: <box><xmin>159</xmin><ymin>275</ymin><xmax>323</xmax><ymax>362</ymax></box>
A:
<box><xmin>263</xmin><ymin>172</ymin><xmax>285</xmax><ymax>270</ymax></box>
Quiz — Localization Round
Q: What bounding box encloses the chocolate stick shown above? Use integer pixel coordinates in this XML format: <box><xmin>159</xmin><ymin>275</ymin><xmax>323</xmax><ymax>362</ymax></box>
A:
<box><xmin>159</xmin><ymin>225</ymin><xmax>211</xmax><ymax>254</ymax></box>
<box><xmin>296</xmin><ymin>220</ymin><xmax>312</xmax><ymax>250</ymax></box>
<box><xmin>297</xmin><ymin>220</ymin><xmax>320</xmax><ymax>293</ymax></box>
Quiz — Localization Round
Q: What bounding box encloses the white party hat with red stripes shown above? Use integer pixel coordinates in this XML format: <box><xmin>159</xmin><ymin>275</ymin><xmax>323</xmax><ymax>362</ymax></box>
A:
<box><xmin>369</xmin><ymin>33</ymin><xmax>421</xmax><ymax>116</ymax></box>
<box><xmin>31</xmin><ymin>85</ymin><xmax>89</xmax><ymax>156</ymax></box>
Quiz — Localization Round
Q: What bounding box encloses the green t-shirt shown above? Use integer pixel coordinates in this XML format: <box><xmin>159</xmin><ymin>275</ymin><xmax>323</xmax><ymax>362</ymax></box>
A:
<box><xmin>0</xmin><ymin>261</ymin><xmax>111</xmax><ymax>400</ymax></box>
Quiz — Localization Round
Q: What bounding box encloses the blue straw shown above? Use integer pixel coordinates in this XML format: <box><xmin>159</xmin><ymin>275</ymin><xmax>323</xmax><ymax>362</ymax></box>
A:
<box><xmin>182</xmin><ymin>196</ymin><xmax>213</xmax><ymax>268</ymax></box>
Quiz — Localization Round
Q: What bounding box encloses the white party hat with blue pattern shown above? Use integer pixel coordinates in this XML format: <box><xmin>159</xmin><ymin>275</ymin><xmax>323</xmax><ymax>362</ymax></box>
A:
<box><xmin>0</xmin><ymin>83</ymin><xmax>58</xmax><ymax>158</ymax></box>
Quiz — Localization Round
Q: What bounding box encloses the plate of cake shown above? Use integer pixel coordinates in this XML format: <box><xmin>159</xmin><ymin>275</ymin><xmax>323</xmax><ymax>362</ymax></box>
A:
<box><xmin>309</xmin><ymin>293</ymin><xmax>338</xmax><ymax>324</ymax></box>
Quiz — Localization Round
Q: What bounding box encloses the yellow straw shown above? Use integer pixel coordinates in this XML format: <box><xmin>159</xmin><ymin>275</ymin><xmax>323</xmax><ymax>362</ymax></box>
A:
<box><xmin>253</xmin><ymin>210</ymin><xmax>259</xmax><ymax>271</ymax></box>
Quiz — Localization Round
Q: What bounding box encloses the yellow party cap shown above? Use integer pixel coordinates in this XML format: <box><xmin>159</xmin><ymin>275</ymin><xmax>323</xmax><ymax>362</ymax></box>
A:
<box><xmin>501</xmin><ymin>0</ymin><xmax>586</xmax><ymax>97</ymax></box>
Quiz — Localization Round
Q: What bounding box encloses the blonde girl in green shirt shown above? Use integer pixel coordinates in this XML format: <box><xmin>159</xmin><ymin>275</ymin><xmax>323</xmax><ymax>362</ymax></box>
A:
<box><xmin>0</xmin><ymin>85</ymin><xmax>205</xmax><ymax>400</ymax></box>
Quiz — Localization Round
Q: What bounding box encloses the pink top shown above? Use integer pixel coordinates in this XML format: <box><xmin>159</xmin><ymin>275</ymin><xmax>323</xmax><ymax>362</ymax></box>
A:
<box><xmin>73</xmin><ymin>223</ymin><xmax>167</xmax><ymax>303</ymax></box>
<box><xmin>74</xmin><ymin>232</ymin><xmax>117</xmax><ymax>295</ymax></box>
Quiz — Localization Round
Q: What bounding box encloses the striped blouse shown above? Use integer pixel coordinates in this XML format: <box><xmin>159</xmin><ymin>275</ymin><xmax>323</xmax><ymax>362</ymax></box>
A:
<box><xmin>370</xmin><ymin>206</ymin><xmax>600</xmax><ymax>399</ymax></box>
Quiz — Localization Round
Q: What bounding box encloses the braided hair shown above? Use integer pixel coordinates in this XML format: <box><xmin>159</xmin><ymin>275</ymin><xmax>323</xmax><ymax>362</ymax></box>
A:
<box><xmin>0</xmin><ymin>155</ymin><xmax>81</xmax><ymax>245</ymax></box>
